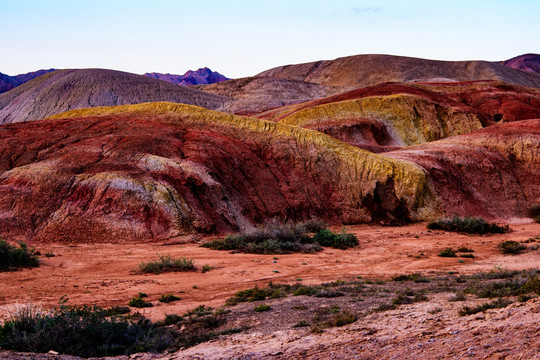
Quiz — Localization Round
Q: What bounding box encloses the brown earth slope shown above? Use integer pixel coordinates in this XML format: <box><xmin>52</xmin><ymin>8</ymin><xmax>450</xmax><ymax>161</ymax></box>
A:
<box><xmin>0</xmin><ymin>69</ymin><xmax>231</xmax><ymax>124</ymax></box>
<box><xmin>194</xmin><ymin>76</ymin><xmax>343</xmax><ymax>116</ymax></box>
<box><xmin>0</xmin><ymin>102</ymin><xmax>432</xmax><ymax>243</ymax></box>
<box><xmin>257</xmin><ymin>54</ymin><xmax>540</xmax><ymax>89</ymax></box>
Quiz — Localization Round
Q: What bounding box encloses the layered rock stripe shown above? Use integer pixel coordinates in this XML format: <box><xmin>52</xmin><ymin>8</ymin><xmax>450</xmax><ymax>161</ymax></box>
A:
<box><xmin>0</xmin><ymin>103</ymin><xmax>432</xmax><ymax>242</ymax></box>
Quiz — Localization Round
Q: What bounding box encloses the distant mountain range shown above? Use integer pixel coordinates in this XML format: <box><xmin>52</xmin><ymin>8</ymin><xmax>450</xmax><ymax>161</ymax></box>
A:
<box><xmin>257</xmin><ymin>54</ymin><xmax>540</xmax><ymax>88</ymax></box>
<box><xmin>144</xmin><ymin>67</ymin><xmax>229</xmax><ymax>86</ymax></box>
<box><xmin>0</xmin><ymin>67</ymin><xmax>228</xmax><ymax>95</ymax></box>
<box><xmin>501</xmin><ymin>53</ymin><xmax>540</xmax><ymax>74</ymax></box>
<box><xmin>0</xmin><ymin>68</ymin><xmax>56</xmax><ymax>94</ymax></box>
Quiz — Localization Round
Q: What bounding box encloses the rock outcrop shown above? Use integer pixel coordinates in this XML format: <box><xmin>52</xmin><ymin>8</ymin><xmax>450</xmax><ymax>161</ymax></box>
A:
<box><xmin>0</xmin><ymin>69</ymin><xmax>231</xmax><ymax>124</ymax></box>
<box><xmin>388</xmin><ymin>120</ymin><xmax>540</xmax><ymax>220</ymax></box>
<box><xmin>0</xmin><ymin>102</ymin><xmax>433</xmax><ymax>242</ymax></box>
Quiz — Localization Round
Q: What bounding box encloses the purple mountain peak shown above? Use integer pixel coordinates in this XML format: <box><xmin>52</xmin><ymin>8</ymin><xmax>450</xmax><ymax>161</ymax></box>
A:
<box><xmin>144</xmin><ymin>67</ymin><xmax>229</xmax><ymax>86</ymax></box>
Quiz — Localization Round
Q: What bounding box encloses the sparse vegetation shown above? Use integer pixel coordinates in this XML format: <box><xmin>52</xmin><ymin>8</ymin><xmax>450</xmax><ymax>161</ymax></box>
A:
<box><xmin>0</xmin><ymin>303</ymin><xmax>172</xmax><ymax>357</ymax></box>
<box><xmin>497</xmin><ymin>240</ymin><xmax>526</xmax><ymax>254</ymax></box>
<box><xmin>459</xmin><ymin>253</ymin><xmax>475</xmax><ymax>258</ymax></box>
<box><xmin>0</xmin><ymin>240</ymin><xmax>40</xmax><ymax>272</ymax></box>
<box><xmin>427</xmin><ymin>217</ymin><xmax>509</xmax><ymax>234</ymax></box>
<box><xmin>159</xmin><ymin>294</ymin><xmax>181</xmax><ymax>303</ymax></box>
<box><xmin>254</xmin><ymin>304</ymin><xmax>271</xmax><ymax>312</ymax></box>
<box><xmin>528</xmin><ymin>204</ymin><xmax>540</xmax><ymax>223</ymax></box>
<box><xmin>128</xmin><ymin>296</ymin><xmax>153</xmax><ymax>308</ymax></box>
<box><xmin>201</xmin><ymin>219</ymin><xmax>358</xmax><ymax>254</ymax></box>
<box><xmin>201</xmin><ymin>264</ymin><xmax>215</xmax><ymax>273</ymax></box>
<box><xmin>438</xmin><ymin>248</ymin><xmax>457</xmax><ymax>257</ymax></box>
<box><xmin>138</xmin><ymin>255</ymin><xmax>197</xmax><ymax>274</ymax></box>
<box><xmin>458</xmin><ymin>298</ymin><xmax>512</xmax><ymax>316</ymax></box>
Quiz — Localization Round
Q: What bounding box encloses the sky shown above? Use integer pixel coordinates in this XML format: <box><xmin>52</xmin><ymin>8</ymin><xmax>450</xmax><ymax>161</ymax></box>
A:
<box><xmin>1</xmin><ymin>0</ymin><xmax>539</xmax><ymax>78</ymax></box>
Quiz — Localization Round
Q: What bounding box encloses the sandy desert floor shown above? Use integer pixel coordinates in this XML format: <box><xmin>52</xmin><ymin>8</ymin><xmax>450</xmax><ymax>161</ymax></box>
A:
<box><xmin>0</xmin><ymin>222</ymin><xmax>539</xmax><ymax>359</ymax></box>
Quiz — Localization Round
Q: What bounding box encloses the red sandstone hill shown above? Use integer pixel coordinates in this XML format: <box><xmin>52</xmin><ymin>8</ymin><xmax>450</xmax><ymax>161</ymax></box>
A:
<box><xmin>0</xmin><ymin>103</ymin><xmax>432</xmax><ymax>242</ymax></box>
<box><xmin>257</xmin><ymin>54</ymin><xmax>540</xmax><ymax>89</ymax></box>
<box><xmin>0</xmin><ymin>102</ymin><xmax>537</xmax><ymax>243</ymax></box>
<box><xmin>255</xmin><ymin>81</ymin><xmax>540</xmax><ymax>153</ymax></box>
<box><xmin>0</xmin><ymin>69</ymin><xmax>231</xmax><ymax>124</ymax></box>
<box><xmin>388</xmin><ymin>119</ymin><xmax>540</xmax><ymax>221</ymax></box>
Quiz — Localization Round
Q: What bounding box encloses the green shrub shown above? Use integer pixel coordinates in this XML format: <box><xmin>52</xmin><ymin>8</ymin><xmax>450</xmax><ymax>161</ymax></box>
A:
<box><xmin>427</xmin><ymin>217</ymin><xmax>509</xmax><ymax>234</ymax></box>
<box><xmin>460</xmin><ymin>253</ymin><xmax>475</xmax><ymax>258</ymax></box>
<box><xmin>159</xmin><ymin>294</ymin><xmax>181</xmax><ymax>303</ymax></box>
<box><xmin>201</xmin><ymin>264</ymin><xmax>214</xmax><ymax>273</ymax></box>
<box><xmin>391</xmin><ymin>273</ymin><xmax>429</xmax><ymax>282</ymax></box>
<box><xmin>458</xmin><ymin>298</ymin><xmax>511</xmax><ymax>316</ymax></box>
<box><xmin>497</xmin><ymin>241</ymin><xmax>526</xmax><ymax>254</ymax></box>
<box><xmin>292</xmin><ymin>320</ymin><xmax>309</xmax><ymax>328</ymax></box>
<box><xmin>528</xmin><ymin>204</ymin><xmax>540</xmax><ymax>223</ymax></box>
<box><xmin>201</xmin><ymin>219</ymin><xmax>320</xmax><ymax>254</ymax></box>
<box><xmin>0</xmin><ymin>304</ymin><xmax>172</xmax><ymax>357</ymax></box>
<box><xmin>138</xmin><ymin>255</ymin><xmax>196</xmax><ymax>274</ymax></box>
<box><xmin>128</xmin><ymin>297</ymin><xmax>153</xmax><ymax>308</ymax></box>
<box><xmin>331</xmin><ymin>310</ymin><xmax>357</xmax><ymax>327</ymax></box>
<box><xmin>201</xmin><ymin>220</ymin><xmax>357</xmax><ymax>254</ymax></box>
<box><xmin>254</xmin><ymin>304</ymin><xmax>271</xmax><ymax>312</ymax></box>
<box><xmin>296</xmin><ymin>218</ymin><xmax>328</xmax><ymax>233</ymax></box>
<box><xmin>312</xmin><ymin>229</ymin><xmax>359</xmax><ymax>249</ymax></box>
<box><xmin>0</xmin><ymin>240</ymin><xmax>39</xmax><ymax>272</ymax></box>
<box><xmin>293</xmin><ymin>286</ymin><xmax>320</xmax><ymax>297</ymax></box>
<box><xmin>438</xmin><ymin>248</ymin><xmax>457</xmax><ymax>257</ymax></box>
<box><xmin>457</xmin><ymin>246</ymin><xmax>474</xmax><ymax>253</ymax></box>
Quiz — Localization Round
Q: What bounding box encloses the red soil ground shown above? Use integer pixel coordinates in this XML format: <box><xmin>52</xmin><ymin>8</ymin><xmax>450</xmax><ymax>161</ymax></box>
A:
<box><xmin>1</xmin><ymin>222</ymin><xmax>538</xmax><ymax>323</ymax></box>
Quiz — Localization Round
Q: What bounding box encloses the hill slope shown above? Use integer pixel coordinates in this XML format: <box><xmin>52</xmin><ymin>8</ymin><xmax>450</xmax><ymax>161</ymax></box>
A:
<box><xmin>195</xmin><ymin>76</ymin><xmax>343</xmax><ymax>115</ymax></box>
<box><xmin>257</xmin><ymin>54</ymin><xmax>540</xmax><ymax>89</ymax></box>
<box><xmin>0</xmin><ymin>102</ymin><xmax>431</xmax><ymax>242</ymax></box>
<box><xmin>0</xmin><ymin>69</ymin><xmax>231</xmax><ymax>124</ymax></box>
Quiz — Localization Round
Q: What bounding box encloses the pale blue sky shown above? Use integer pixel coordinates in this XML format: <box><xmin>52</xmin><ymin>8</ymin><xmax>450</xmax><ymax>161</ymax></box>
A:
<box><xmin>1</xmin><ymin>0</ymin><xmax>538</xmax><ymax>78</ymax></box>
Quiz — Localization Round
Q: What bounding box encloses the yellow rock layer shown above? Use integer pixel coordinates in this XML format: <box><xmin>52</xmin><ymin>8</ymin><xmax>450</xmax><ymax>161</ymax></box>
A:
<box><xmin>279</xmin><ymin>95</ymin><xmax>483</xmax><ymax>145</ymax></box>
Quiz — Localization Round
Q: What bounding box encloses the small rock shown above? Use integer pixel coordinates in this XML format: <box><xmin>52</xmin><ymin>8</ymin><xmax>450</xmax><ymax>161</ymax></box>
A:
<box><xmin>48</xmin><ymin>350</ymin><xmax>59</xmax><ymax>355</ymax></box>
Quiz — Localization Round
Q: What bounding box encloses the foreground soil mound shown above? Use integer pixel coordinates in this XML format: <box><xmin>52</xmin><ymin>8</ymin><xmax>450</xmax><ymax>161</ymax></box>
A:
<box><xmin>0</xmin><ymin>102</ymin><xmax>432</xmax><ymax>242</ymax></box>
<box><xmin>389</xmin><ymin>119</ymin><xmax>540</xmax><ymax>220</ymax></box>
<box><xmin>0</xmin><ymin>69</ymin><xmax>231</xmax><ymax>124</ymax></box>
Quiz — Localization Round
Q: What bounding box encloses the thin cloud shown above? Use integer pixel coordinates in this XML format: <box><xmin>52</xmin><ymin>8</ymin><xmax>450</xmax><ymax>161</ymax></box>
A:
<box><xmin>352</xmin><ymin>6</ymin><xmax>382</xmax><ymax>14</ymax></box>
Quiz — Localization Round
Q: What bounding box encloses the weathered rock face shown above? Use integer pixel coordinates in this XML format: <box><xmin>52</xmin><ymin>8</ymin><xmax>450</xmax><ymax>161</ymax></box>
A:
<box><xmin>257</xmin><ymin>54</ymin><xmax>540</xmax><ymax>89</ymax></box>
<box><xmin>0</xmin><ymin>103</ymin><xmax>432</xmax><ymax>242</ymax></box>
<box><xmin>279</xmin><ymin>94</ymin><xmax>484</xmax><ymax>147</ymax></box>
<box><xmin>388</xmin><ymin>120</ymin><xmax>540</xmax><ymax>220</ymax></box>
<box><xmin>0</xmin><ymin>69</ymin><xmax>231</xmax><ymax>124</ymax></box>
